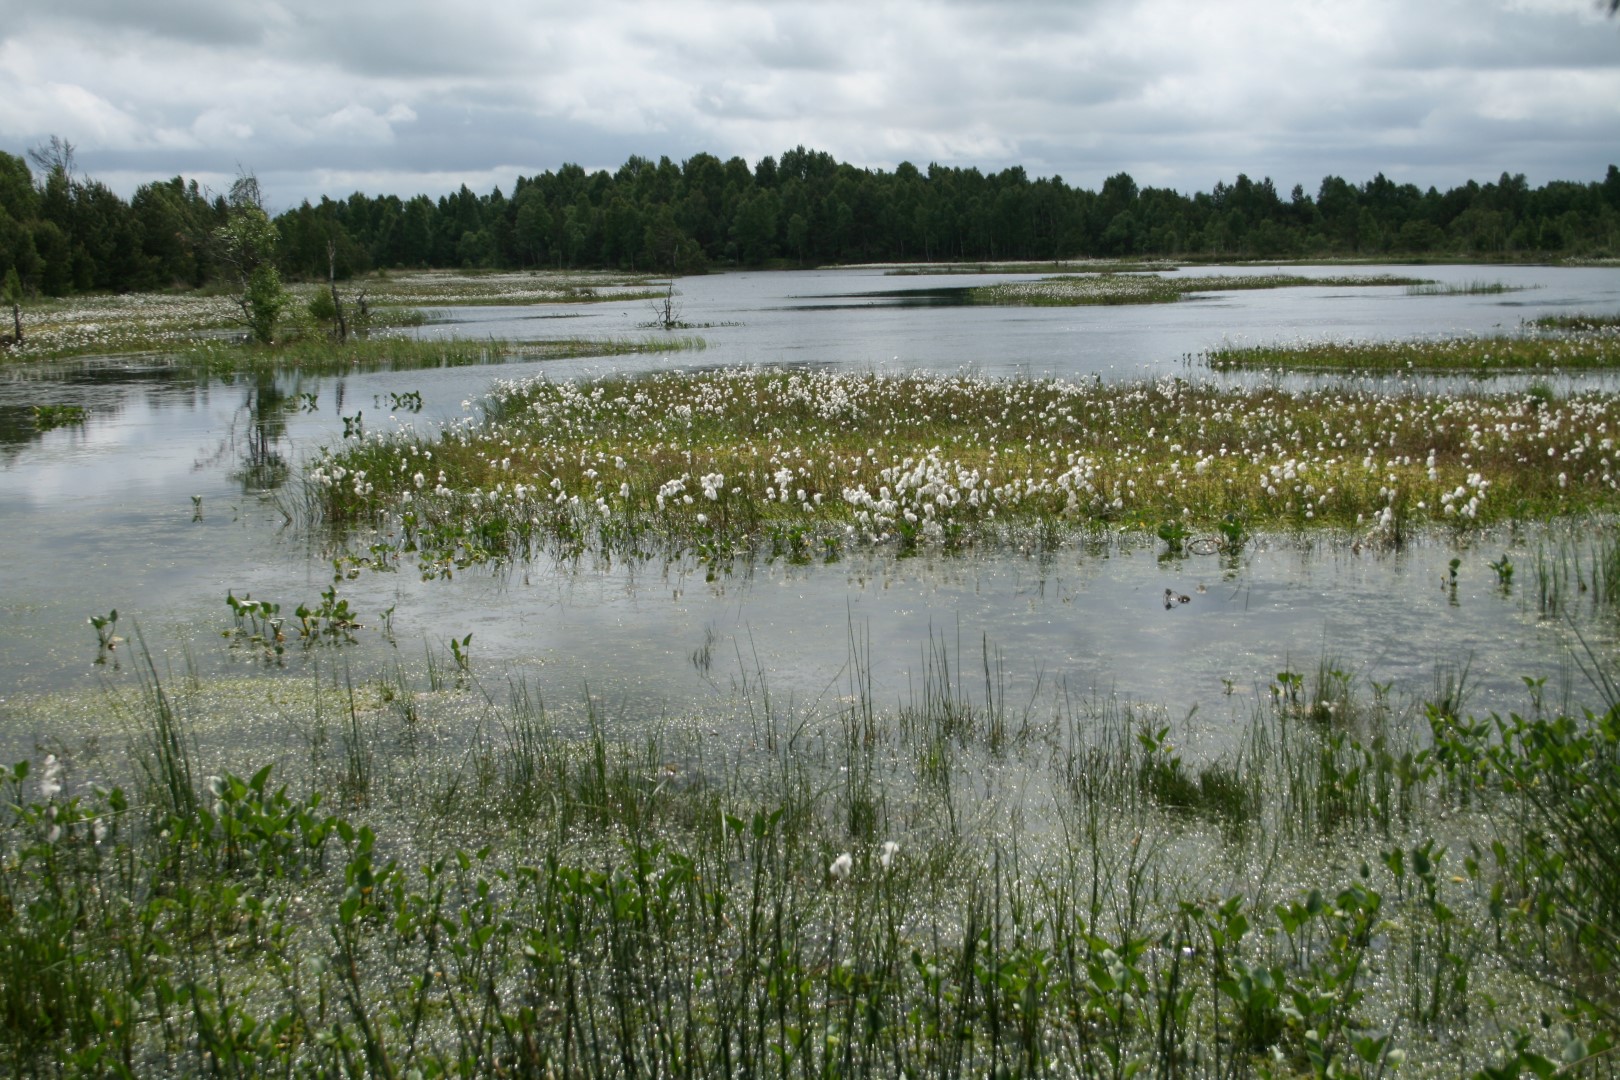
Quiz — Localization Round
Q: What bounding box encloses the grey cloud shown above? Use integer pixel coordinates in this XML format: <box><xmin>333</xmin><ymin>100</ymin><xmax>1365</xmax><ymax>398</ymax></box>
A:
<box><xmin>288</xmin><ymin>4</ymin><xmax>549</xmax><ymax>79</ymax></box>
<box><xmin>1371</xmin><ymin>2</ymin><xmax>1620</xmax><ymax>72</ymax></box>
<box><xmin>4</xmin><ymin>0</ymin><xmax>1616</xmax><ymax>208</ymax></box>
<box><xmin>11</xmin><ymin>0</ymin><xmax>278</xmax><ymax>47</ymax></box>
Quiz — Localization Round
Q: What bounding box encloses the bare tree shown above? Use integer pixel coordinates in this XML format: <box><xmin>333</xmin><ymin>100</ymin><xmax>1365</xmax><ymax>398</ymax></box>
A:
<box><xmin>27</xmin><ymin>135</ymin><xmax>76</xmax><ymax>181</ymax></box>
<box><xmin>327</xmin><ymin>240</ymin><xmax>348</xmax><ymax>343</ymax></box>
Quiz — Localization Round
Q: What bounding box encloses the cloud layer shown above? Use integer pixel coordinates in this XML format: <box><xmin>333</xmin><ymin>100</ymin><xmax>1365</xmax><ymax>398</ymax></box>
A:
<box><xmin>3</xmin><ymin>0</ymin><xmax>1617</xmax><ymax>208</ymax></box>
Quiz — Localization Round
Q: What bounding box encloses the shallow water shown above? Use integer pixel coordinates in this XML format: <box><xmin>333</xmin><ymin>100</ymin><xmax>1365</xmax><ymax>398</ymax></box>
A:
<box><xmin>2</xmin><ymin>263</ymin><xmax>1618</xmax><ymax>760</ymax></box>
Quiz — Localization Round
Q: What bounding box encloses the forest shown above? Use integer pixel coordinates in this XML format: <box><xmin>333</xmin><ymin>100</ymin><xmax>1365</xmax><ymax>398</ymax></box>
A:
<box><xmin>2</xmin><ymin>140</ymin><xmax>1619</xmax><ymax>297</ymax></box>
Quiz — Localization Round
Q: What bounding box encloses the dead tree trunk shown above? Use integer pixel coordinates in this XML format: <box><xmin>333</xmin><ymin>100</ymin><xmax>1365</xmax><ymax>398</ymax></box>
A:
<box><xmin>327</xmin><ymin>240</ymin><xmax>348</xmax><ymax>343</ymax></box>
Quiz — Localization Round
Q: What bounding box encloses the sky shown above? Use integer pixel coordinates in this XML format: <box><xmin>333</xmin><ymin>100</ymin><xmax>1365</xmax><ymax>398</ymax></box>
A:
<box><xmin>2</xmin><ymin>0</ymin><xmax>1618</xmax><ymax>211</ymax></box>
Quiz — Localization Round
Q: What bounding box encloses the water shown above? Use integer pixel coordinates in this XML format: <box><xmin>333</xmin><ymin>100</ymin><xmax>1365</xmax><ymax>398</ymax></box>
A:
<box><xmin>3</xmin><ymin>264</ymin><xmax>1618</xmax><ymax>759</ymax></box>
<box><xmin>414</xmin><ymin>262</ymin><xmax>1620</xmax><ymax>378</ymax></box>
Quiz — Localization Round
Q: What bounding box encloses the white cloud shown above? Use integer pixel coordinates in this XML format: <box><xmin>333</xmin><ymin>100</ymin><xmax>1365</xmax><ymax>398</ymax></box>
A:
<box><xmin>191</xmin><ymin>109</ymin><xmax>256</xmax><ymax>144</ymax></box>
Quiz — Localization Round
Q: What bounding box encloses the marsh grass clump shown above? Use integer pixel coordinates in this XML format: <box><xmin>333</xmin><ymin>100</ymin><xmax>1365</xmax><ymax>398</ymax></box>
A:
<box><xmin>1405</xmin><ymin>280</ymin><xmax>1527</xmax><ymax>296</ymax></box>
<box><xmin>178</xmin><ymin>332</ymin><xmax>704</xmax><ymax>377</ymax></box>
<box><xmin>972</xmin><ymin>272</ymin><xmax>1426</xmax><ymax>307</ymax></box>
<box><xmin>883</xmin><ymin>259</ymin><xmax>1180</xmax><ymax>276</ymax></box>
<box><xmin>973</xmin><ymin>272</ymin><xmax>1183</xmax><ymax>305</ymax></box>
<box><xmin>29</xmin><ymin>403</ymin><xmax>86</xmax><ymax>430</ymax></box>
<box><xmin>1534</xmin><ymin>527</ymin><xmax>1620</xmax><ymax>618</ymax></box>
<box><xmin>1205</xmin><ymin>325</ymin><xmax>1620</xmax><ymax>372</ymax></box>
<box><xmin>1531</xmin><ymin>311</ymin><xmax>1620</xmax><ymax>332</ymax></box>
<box><xmin>1131</xmin><ymin>721</ymin><xmax>1261</xmax><ymax>834</ymax></box>
<box><xmin>347</xmin><ymin>267</ymin><xmax>665</xmax><ymax>307</ymax></box>
<box><xmin>306</xmin><ymin>366</ymin><xmax>1620</xmax><ymax>570</ymax></box>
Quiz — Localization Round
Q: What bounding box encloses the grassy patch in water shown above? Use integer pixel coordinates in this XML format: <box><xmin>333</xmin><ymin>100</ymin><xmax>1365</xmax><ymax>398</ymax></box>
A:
<box><xmin>1532</xmin><ymin>311</ymin><xmax>1620</xmax><ymax>332</ymax></box>
<box><xmin>29</xmin><ymin>403</ymin><xmax>87</xmax><ymax>431</ymax></box>
<box><xmin>1204</xmin><ymin>328</ymin><xmax>1620</xmax><ymax>372</ymax></box>
<box><xmin>0</xmin><ymin>271</ymin><xmax>672</xmax><ymax>362</ymax></box>
<box><xmin>352</xmin><ymin>267</ymin><xmax>667</xmax><ymax>307</ymax></box>
<box><xmin>308</xmin><ymin>367</ymin><xmax>1620</xmax><ymax>571</ymax></box>
<box><xmin>970</xmin><ymin>272</ymin><xmax>1429</xmax><ymax>307</ymax></box>
<box><xmin>178</xmin><ymin>333</ymin><xmax>706</xmax><ymax>376</ymax></box>
<box><xmin>1405</xmin><ymin>279</ymin><xmax>1529</xmax><ymax>296</ymax></box>
<box><xmin>883</xmin><ymin>259</ymin><xmax>1180</xmax><ymax>276</ymax></box>
<box><xmin>1533</xmin><ymin>526</ymin><xmax>1620</xmax><ymax>619</ymax></box>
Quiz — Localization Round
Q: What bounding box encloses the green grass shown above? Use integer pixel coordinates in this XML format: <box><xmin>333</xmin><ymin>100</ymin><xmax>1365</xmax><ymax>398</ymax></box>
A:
<box><xmin>970</xmin><ymin>273</ymin><xmax>1429</xmax><ymax>307</ymax></box>
<box><xmin>306</xmin><ymin>367</ymin><xmax>1620</xmax><ymax>572</ymax></box>
<box><xmin>1205</xmin><ymin>328</ymin><xmax>1620</xmax><ymax>372</ymax></box>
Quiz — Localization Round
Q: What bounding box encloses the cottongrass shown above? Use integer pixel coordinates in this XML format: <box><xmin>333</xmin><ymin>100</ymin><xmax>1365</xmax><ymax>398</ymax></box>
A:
<box><xmin>306</xmin><ymin>366</ymin><xmax>1620</xmax><ymax>572</ymax></box>
<box><xmin>3</xmin><ymin>291</ymin><xmax>244</xmax><ymax>360</ymax></box>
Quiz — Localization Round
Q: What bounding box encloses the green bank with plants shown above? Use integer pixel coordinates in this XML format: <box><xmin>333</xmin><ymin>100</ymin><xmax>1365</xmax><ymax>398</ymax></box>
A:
<box><xmin>4</xmin><ymin>612</ymin><xmax>1618</xmax><ymax>1075</ymax></box>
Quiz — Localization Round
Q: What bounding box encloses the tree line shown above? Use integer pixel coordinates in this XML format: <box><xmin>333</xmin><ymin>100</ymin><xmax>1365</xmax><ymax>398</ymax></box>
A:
<box><xmin>3</xmin><ymin>139</ymin><xmax>1619</xmax><ymax>298</ymax></box>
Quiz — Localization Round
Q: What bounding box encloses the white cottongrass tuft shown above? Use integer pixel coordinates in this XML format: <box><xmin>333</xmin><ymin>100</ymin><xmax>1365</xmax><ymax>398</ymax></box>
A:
<box><xmin>39</xmin><ymin>754</ymin><xmax>63</xmax><ymax>801</ymax></box>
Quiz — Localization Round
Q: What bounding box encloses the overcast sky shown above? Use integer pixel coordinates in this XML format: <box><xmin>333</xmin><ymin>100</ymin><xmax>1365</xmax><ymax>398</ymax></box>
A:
<box><xmin>3</xmin><ymin>0</ymin><xmax>1618</xmax><ymax>211</ymax></box>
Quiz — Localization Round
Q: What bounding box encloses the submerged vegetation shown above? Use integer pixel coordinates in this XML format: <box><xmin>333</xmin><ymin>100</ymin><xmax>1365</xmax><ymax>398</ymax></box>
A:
<box><xmin>1204</xmin><ymin>326</ymin><xmax>1620</xmax><ymax>373</ymax></box>
<box><xmin>969</xmin><ymin>272</ymin><xmax>1427</xmax><ymax>307</ymax></box>
<box><xmin>307</xmin><ymin>366</ymin><xmax>1620</xmax><ymax>572</ymax></box>
<box><xmin>2</xmin><ymin>631</ymin><xmax>1617</xmax><ymax>1075</ymax></box>
<box><xmin>29</xmin><ymin>402</ymin><xmax>86</xmax><ymax>430</ymax></box>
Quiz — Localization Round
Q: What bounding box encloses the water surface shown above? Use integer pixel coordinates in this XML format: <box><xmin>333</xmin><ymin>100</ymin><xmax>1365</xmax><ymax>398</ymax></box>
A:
<box><xmin>3</xmin><ymin>264</ymin><xmax>1617</xmax><ymax>759</ymax></box>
